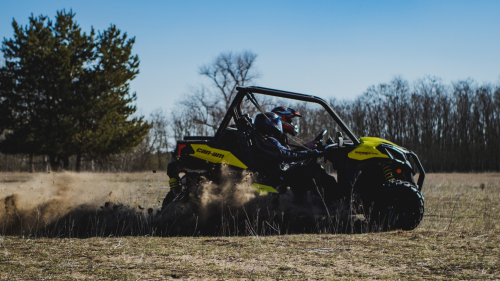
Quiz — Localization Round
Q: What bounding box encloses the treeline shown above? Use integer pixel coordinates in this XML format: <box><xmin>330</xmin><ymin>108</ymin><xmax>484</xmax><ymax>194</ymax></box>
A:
<box><xmin>162</xmin><ymin>74</ymin><xmax>500</xmax><ymax>173</ymax></box>
<box><xmin>2</xmin><ymin>77</ymin><xmax>499</xmax><ymax>173</ymax></box>
<box><xmin>297</xmin><ymin>77</ymin><xmax>500</xmax><ymax>172</ymax></box>
<box><xmin>169</xmin><ymin>59</ymin><xmax>500</xmax><ymax>172</ymax></box>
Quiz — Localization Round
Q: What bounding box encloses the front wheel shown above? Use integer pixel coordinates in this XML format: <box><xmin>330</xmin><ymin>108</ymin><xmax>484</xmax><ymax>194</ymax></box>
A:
<box><xmin>366</xmin><ymin>180</ymin><xmax>424</xmax><ymax>231</ymax></box>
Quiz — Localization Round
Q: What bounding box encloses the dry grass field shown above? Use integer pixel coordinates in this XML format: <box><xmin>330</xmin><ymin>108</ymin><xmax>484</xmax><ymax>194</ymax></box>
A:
<box><xmin>0</xmin><ymin>172</ymin><xmax>499</xmax><ymax>280</ymax></box>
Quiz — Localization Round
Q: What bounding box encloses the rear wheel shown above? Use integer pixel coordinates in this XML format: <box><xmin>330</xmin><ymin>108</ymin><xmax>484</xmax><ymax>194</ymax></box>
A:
<box><xmin>160</xmin><ymin>188</ymin><xmax>180</xmax><ymax>211</ymax></box>
<box><xmin>366</xmin><ymin>180</ymin><xmax>424</xmax><ymax>231</ymax></box>
<box><xmin>161</xmin><ymin>174</ymin><xmax>201</xmax><ymax>211</ymax></box>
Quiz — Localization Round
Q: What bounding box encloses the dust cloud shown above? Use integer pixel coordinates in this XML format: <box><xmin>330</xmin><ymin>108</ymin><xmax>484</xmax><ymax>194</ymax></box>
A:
<box><xmin>0</xmin><ymin>170</ymin><xmax>351</xmax><ymax>238</ymax></box>
<box><xmin>0</xmin><ymin>172</ymin><xmax>149</xmax><ymax>237</ymax></box>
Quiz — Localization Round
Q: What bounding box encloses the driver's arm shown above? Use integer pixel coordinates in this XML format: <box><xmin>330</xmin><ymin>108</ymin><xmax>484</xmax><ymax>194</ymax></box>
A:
<box><xmin>267</xmin><ymin>137</ymin><xmax>323</xmax><ymax>160</ymax></box>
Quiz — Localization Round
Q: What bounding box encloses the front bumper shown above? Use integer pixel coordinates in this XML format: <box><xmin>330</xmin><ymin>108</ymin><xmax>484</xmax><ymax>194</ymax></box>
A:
<box><xmin>407</xmin><ymin>151</ymin><xmax>425</xmax><ymax>191</ymax></box>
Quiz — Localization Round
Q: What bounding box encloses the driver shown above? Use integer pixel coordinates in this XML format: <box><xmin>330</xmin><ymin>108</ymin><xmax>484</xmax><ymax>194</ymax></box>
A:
<box><xmin>254</xmin><ymin>112</ymin><xmax>340</xmax><ymax>197</ymax></box>
<box><xmin>254</xmin><ymin>112</ymin><xmax>320</xmax><ymax>160</ymax></box>
<box><xmin>271</xmin><ymin>106</ymin><xmax>318</xmax><ymax>150</ymax></box>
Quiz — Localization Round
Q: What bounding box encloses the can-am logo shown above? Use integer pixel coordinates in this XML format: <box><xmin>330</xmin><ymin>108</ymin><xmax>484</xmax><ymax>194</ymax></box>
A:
<box><xmin>196</xmin><ymin>148</ymin><xmax>224</xmax><ymax>159</ymax></box>
<box><xmin>355</xmin><ymin>151</ymin><xmax>377</xmax><ymax>155</ymax></box>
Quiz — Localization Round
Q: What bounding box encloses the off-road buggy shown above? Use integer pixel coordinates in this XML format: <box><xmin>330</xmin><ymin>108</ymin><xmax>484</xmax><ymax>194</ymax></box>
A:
<box><xmin>162</xmin><ymin>86</ymin><xmax>425</xmax><ymax>231</ymax></box>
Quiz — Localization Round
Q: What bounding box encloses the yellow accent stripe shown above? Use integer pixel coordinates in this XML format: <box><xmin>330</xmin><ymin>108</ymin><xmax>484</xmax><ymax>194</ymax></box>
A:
<box><xmin>359</xmin><ymin>137</ymin><xmax>397</xmax><ymax>146</ymax></box>
<box><xmin>190</xmin><ymin>144</ymin><xmax>248</xmax><ymax>169</ymax></box>
<box><xmin>252</xmin><ymin>183</ymin><xmax>278</xmax><ymax>195</ymax></box>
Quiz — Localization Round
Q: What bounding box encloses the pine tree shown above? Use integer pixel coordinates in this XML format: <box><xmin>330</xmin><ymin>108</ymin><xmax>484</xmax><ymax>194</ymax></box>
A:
<box><xmin>0</xmin><ymin>10</ymin><xmax>150</xmax><ymax>171</ymax></box>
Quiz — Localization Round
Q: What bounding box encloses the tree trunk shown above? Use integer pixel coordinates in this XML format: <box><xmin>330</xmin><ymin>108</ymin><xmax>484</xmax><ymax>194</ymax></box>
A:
<box><xmin>157</xmin><ymin>149</ymin><xmax>162</xmax><ymax>170</ymax></box>
<box><xmin>28</xmin><ymin>154</ymin><xmax>34</xmax><ymax>173</ymax></box>
<box><xmin>62</xmin><ymin>156</ymin><xmax>70</xmax><ymax>171</ymax></box>
<box><xmin>76</xmin><ymin>152</ymin><xmax>82</xmax><ymax>172</ymax></box>
<box><xmin>45</xmin><ymin>155</ymin><xmax>50</xmax><ymax>173</ymax></box>
<box><xmin>49</xmin><ymin>154</ymin><xmax>60</xmax><ymax>171</ymax></box>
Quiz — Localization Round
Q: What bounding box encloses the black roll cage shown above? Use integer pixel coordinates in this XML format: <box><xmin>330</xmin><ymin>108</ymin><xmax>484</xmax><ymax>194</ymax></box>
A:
<box><xmin>215</xmin><ymin>86</ymin><xmax>361</xmax><ymax>146</ymax></box>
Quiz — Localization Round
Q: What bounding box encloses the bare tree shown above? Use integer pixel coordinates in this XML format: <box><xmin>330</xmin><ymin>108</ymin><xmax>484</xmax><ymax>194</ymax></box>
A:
<box><xmin>172</xmin><ymin>51</ymin><xmax>260</xmax><ymax>137</ymax></box>
<box><xmin>179</xmin><ymin>86</ymin><xmax>224</xmax><ymax>134</ymax></box>
<box><xmin>149</xmin><ymin>109</ymin><xmax>169</xmax><ymax>170</ymax></box>
<box><xmin>199</xmin><ymin>51</ymin><xmax>260</xmax><ymax>109</ymax></box>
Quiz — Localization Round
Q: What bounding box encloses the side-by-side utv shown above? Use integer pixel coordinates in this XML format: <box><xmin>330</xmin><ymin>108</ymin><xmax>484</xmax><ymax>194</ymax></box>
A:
<box><xmin>163</xmin><ymin>86</ymin><xmax>425</xmax><ymax>230</ymax></box>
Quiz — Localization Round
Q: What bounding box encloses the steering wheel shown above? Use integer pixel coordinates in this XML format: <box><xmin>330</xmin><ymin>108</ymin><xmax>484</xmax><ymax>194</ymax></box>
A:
<box><xmin>313</xmin><ymin>129</ymin><xmax>327</xmax><ymax>142</ymax></box>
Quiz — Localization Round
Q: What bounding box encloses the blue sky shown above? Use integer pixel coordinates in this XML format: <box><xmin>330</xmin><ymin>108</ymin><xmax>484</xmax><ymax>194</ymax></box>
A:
<box><xmin>1</xmin><ymin>0</ymin><xmax>499</xmax><ymax>116</ymax></box>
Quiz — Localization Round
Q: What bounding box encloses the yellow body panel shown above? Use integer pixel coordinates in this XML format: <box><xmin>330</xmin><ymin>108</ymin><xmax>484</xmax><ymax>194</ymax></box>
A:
<box><xmin>190</xmin><ymin>144</ymin><xmax>248</xmax><ymax>169</ymax></box>
<box><xmin>348</xmin><ymin>137</ymin><xmax>394</xmax><ymax>160</ymax></box>
<box><xmin>359</xmin><ymin>137</ymin><xmax>396</xmax><ymax>146</ymax></box>
<box><xmin>252</xmin><ymin>183</ymin><xmax>278</xmax><ymax>195</ymax></box>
